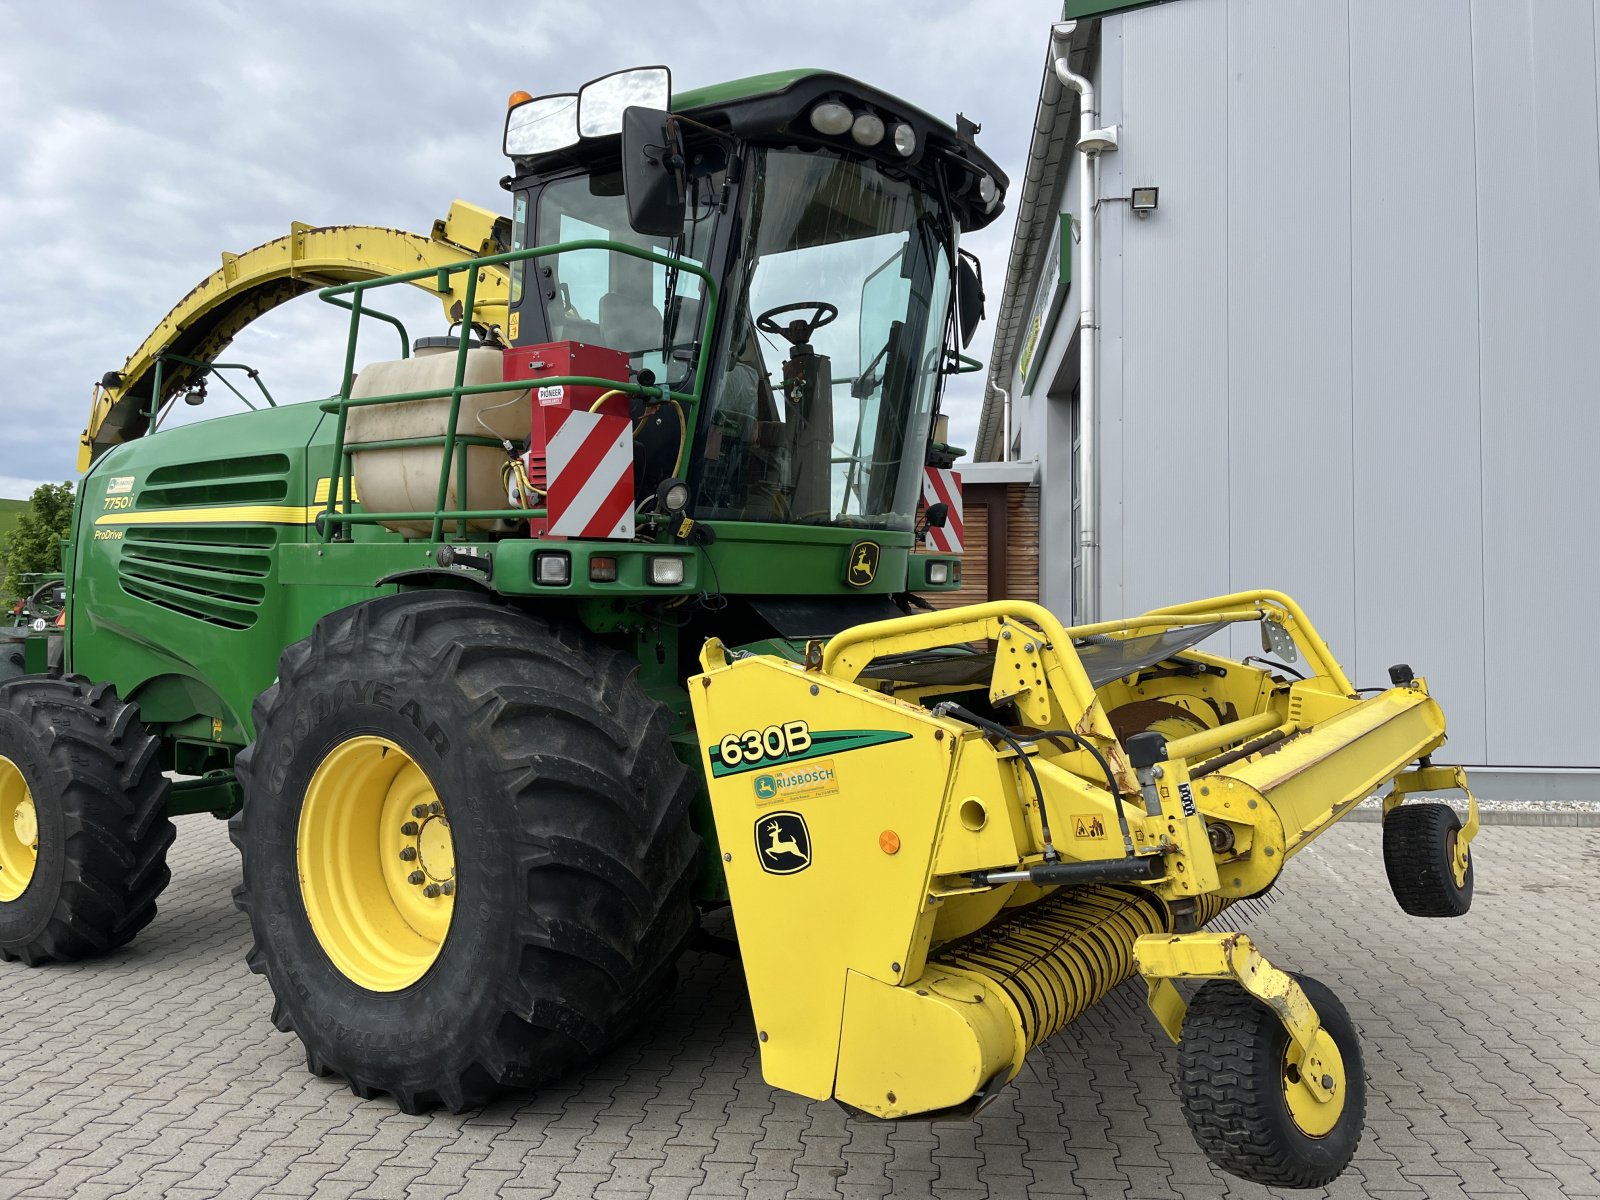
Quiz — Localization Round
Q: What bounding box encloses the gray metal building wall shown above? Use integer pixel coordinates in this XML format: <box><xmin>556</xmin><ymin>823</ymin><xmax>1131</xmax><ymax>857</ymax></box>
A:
<box><xmin>1018</xmin><ymin>0</ymin><xmax>1600</xmax><ymax>788</ymax></box>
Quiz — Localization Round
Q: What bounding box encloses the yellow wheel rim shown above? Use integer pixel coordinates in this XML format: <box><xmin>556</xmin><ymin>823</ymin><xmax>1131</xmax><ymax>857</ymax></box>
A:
<box><xmin>297</xmin><ymin>736</ymin><xmax>456</xmax><ymax>992</ymax></box>
<box><xmin>0</xmin><ymin>755</ymin><xmax>39</xmax><ymax>903</ymax></box>
<box><xmin>1449</xmin><ymin>827</ymin><xmax>1470</xmax><ymax>888</ymax></box>
<box><xmin>1283</xmin><ymin>1034</ymin><xmax>1346</xmax><ymax>1138</ymax></box>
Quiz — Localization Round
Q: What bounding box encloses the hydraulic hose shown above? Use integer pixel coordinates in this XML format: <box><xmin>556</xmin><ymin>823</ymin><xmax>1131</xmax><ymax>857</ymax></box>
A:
<box><xmin>935</xmin><ymin>702</ymin><xmax>1061</xmax><ymax>862</ymax></box>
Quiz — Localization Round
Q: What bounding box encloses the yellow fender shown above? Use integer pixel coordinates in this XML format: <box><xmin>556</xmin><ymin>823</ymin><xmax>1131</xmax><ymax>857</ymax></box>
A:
<box><xmin>79</xmin><ymin>201</ymin><xmax>510</xmax><ymax>470</ymax></box>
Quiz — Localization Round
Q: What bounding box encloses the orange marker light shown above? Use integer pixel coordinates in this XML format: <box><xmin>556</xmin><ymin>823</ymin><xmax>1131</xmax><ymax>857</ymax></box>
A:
<box><xmin>879</xmin><ymin>830</ymin><xmax>901</xmax><ymax>855</ymax></box>
<box><xmin>507</xmin><ymin>90</ymin><xmax>533</xmax><ymax>109</ymax></box>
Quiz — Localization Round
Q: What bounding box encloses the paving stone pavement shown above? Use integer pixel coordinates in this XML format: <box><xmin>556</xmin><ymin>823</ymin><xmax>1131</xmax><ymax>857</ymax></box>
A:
<box><xmin>1</xmin><ymin>819</ymin><xmax>1597</xmax><ymax>1200</ymax></box>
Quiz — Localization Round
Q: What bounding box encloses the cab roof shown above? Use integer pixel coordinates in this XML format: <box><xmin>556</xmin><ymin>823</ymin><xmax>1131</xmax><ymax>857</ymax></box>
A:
<box><xmin>671</xmin><ymin>68</ymin><xmax>1008</xmax><ymax>230</ymax></box>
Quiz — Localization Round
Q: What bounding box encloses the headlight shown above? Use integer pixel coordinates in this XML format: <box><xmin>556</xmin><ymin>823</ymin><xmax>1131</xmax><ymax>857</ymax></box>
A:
<box><xmin>534</xmin><ymin>552</ymin><xmax>571</xmax><ymax>585</ymax></box>
<box><xmin>927</xmin><ymin>561</ymin><xmax>951</xmax><ymax>585</ymax></box>
<box><xmin>649</xmin><ymin>556</ymin><xmax>686</xmax><ymax>586</ymax></box>
<box><xmin>892</xmin><ymin>123</ymin><xmax>916</xmax><ymax>156</ymax></box>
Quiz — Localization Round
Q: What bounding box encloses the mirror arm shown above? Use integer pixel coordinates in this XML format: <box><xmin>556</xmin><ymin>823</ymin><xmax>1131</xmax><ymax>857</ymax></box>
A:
<box><xmin>666</xmin><ymin>112</ymin><xmax>738</xmax><ymax>153</ymax></box>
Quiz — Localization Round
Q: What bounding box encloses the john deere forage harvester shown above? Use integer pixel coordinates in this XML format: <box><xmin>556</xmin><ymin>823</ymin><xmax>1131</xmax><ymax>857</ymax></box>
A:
<box><xmin>0</xmin><ymin>66</ymin><xmax>1478</xmax><ymax>1188</ymax></box>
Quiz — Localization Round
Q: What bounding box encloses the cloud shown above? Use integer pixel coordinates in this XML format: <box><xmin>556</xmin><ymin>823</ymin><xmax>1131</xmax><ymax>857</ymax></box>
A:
<box><xmin>0</xmin><ymin>0</ymin><xmax>1057</xmax><ymax>492</ymax></box>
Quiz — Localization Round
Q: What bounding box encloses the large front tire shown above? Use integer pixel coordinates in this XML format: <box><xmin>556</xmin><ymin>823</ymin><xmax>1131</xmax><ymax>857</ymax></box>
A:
<box><xmin>0</xmin><ymin>677</ymin><xmax>174</xmax><ymax>964</ymax></box>
<box><xmin>232</xmin><ymin>592</ymin><xmax>699</xmax><ymax>1112</ymax></box>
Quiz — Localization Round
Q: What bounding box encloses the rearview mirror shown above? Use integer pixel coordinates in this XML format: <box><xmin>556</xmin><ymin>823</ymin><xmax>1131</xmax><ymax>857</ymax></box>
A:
<box><xmin>505</xmin><ymin>93</ymin><xmax>578</xmax><ymax>157</ymax></box>
<box><xmin>621</xmin><ymin>106</ymin><xmax>686</xmax><ymax>237</ymax></box>
<box><xmin>579</xmin><ymin>66</ymin><xmax>670</xmax><ymax>138</ymax></box>
<box><xmin>956</xmin><ymin>252</ymin><xmax>985</xmax><ymax>347</ymax></box>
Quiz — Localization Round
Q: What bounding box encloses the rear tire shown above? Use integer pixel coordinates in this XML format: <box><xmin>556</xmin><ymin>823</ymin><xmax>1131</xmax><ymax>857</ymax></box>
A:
<box><xmin>232</xmin><ymin>591</ymin><xmax>700</xmax><ymax>1113</ymax></box>
<box><xmin>1383</xmin><ymin>802</ymin><xmax>1472</xmax><ymax>917</ymax></box>
<box><xmin>1177</xmin><ymin>973</ymin><xmax>1365</xmax><ymax>1189</ymax></box>
<box><xmin>0</xmin><ymin>677</ymin><xmax>174</xmax><ymax>964</ymax></box>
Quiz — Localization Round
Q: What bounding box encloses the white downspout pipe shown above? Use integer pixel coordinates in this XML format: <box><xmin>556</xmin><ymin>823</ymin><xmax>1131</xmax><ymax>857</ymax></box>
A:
<box><xmin>996</xmin><ymin>385</ymin><xmax>1011</xmax><ymax>462</ymax></box>
<box><xmin>1052</xmin><ymin>24</ymin><xmax>1101</xmax><ymax>622</ymax></box>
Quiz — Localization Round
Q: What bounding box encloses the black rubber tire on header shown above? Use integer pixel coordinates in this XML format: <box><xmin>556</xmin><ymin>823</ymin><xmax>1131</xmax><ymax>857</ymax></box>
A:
<box><xmin>1382</xmin><ymin>802</ymin><xmax>1473</xmax><ymax>917</ymax></box>
<box><xmin>1176</xmin><ymin>973</ymin><xmax>1366</xmax><ymax>1189</ymax></box>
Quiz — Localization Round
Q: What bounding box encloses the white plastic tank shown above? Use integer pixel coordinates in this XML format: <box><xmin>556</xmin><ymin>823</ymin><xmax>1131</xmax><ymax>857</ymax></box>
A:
<box><xmin>345</xmin><ymin>341</ymin><xmax>527</xmax><ymax>534</ymax></box>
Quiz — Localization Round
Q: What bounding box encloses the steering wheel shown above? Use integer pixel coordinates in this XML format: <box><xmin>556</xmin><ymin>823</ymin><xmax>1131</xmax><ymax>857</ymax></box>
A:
<box><xmin>757</xmin><ymin>301</ymin><xmax>838</xmax><ymax>348</ymax></box>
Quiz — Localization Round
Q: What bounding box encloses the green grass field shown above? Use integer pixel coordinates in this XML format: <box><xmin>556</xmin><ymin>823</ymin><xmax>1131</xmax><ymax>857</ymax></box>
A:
<box><xmin>0</xmin><ymin>498</ymin><xmax>29</xmax><ymax>601</ymax></box>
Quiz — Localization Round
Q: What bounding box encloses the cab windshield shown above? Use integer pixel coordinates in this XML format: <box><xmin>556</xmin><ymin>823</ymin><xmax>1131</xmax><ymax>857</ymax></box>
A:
<box><xmin>694</xmin><ymin>148</ymin><xmax>953</xmax><ymax>530</ymax></box>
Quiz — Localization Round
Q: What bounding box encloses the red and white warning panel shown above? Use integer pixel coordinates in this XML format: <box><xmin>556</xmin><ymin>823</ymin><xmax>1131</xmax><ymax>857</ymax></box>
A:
<box><xmin>922</xmin><ymin>467</ymin><xmax>964</xmax><ymax>554</ymax></box>
<box><xmin>544</xmin><ymin>408</ymin><xmax>634</xmax><ymax>540</ymax></box>
<box><xmin>503</xmin><ymin>341</ymin><xmax>630</xmax><ymax>492</ymax></box>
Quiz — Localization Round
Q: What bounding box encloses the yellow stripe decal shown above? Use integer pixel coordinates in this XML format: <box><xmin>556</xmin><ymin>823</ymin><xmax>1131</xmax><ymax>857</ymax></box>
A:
<box><xmin>96</xmin><ymin>479</ymin><xmax>354</xmax><ymax>527</ymax></box>
<box><xmin>96</xmin><ymin>505</ymin><xmax>319</xmax><ymax>527</ymax></box>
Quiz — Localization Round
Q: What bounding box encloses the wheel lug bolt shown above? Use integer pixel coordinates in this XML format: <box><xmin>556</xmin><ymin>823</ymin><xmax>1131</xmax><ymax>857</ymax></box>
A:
<box><xmin>412</xmin><ymin>805</ymin><xmax>429</xmax><ymax>818</ymax></box>
<box><xmin>423</xmin><ymin>884</ymin><xmax>441</xmax><ymax>898</ymax></box>
<box><xmin>408</xmin><ymin>870</ymin><xmax>426</xmax><ymax>885</ymax></box>
<box><xmin>401</xmin><ymin>821</ymin><xmax>419</xmax><ymax>836</ymax></box>
<box><xmin>398</xmin><ymin>847</ymin><xmax>417</xmax><ymax>862</ymax></box>
<box><xmin>441</xmin><ymin>881</ymin><xmax>455</xmax><ymax>896</ymax></box>
<box><xmin>429</xmin><ymin>801</ymin><xmax>444</xmax><ymax>816</ymax></box>
<box><xmin>1322</xmin><ymin>1074</ymin><xmax>1335</xmax><ymax>1091</ymax></box>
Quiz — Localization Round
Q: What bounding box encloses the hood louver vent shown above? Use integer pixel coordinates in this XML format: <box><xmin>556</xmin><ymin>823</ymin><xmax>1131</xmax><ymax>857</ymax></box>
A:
<box><xmin>139</xmin><ymin>453</ymin><xmax>291</xmax><ymax>508</ymax></box>
<box><xmin>116</xmin><ymin>522</ymin><xmax>278</xmax><ymax>631</ymax></box>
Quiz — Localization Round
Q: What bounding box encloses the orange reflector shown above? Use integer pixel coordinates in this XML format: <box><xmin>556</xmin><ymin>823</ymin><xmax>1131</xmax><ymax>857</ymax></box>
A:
<box><xmin>879</xmin><ymin>830</ymin><xmax>901</xmax><ymax>855</ymax></box>
<box><xmin>508</xmin><ymin>90</ymin><xmax>533</xmax><ymax>108</ymax></box>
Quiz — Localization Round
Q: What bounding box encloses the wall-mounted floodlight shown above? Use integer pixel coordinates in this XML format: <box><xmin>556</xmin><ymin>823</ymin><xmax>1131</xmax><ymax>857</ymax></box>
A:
<box><xmin>1131</xmin><ymin>186</ymin><xmax>1159</xmax><ymax>217</ymax></box>
<box><xmin>1077</xmin><ymin>124</ymin><xmax>1120</xmax><ymax>154</ymax></box>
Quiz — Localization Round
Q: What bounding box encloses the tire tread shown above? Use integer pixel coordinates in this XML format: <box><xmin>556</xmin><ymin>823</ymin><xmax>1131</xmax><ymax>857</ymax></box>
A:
<box><xmin>1383</xmin><ymin>803</ymin><xmax>1472</xmax><ymax>918</ymax></box>
<box><xmin>1176</xmin><ymin>975</ymin><xmax>1365</xmax><ymax>1189</ymax></box>
<box><xmin>0</xmin><ymin>676</ymin><xmax>174</xmax><ymax>963</ymax></box>
<box><xmin>231</xmin><ymin>592</ymin><xmax>699</xmax><ymax>1112</ymax></box>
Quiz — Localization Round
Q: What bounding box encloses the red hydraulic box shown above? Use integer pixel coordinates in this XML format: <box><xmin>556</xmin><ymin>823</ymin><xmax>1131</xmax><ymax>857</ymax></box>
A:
<box><xmin>502</xmin><ymin>341</ymin><xmax>631</xmax><ymax>493</ymax></box>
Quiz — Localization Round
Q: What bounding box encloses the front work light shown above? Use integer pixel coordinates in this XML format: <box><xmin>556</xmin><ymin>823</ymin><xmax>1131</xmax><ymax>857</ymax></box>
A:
<box><xmin>892</xmin><ymin>123</ymin><xmax>916</xmax><ymax>156</ymax></box>
<box><xmin>649</xmin><ymin>556</ymin><xmax>686</xmax><ymax>586</ymax></box>
<box><xmin>656</xmin><ymin>476</ymin><xmax>690</xmax><ymax>514</ymax></box>
<box><xmin>851</xmin><ymin>113</ymin><xmax>886</xmax><ymax>146</ymax></box>
<box><xmin>926</xmin><ymin>561</ymin><xmax>951</xmax><ymax>585</ymax></box>
<box><xmin>810</xmin><ymin>102</ymin><xmax>854</xmax><ymax>135</ymax></box>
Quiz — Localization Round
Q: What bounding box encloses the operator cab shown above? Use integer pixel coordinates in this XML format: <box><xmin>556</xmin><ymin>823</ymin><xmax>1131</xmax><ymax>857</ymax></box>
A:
<box><xmin>500</xmin><ymin>66</ymin><xmax>1006</xmax><ymax>534</ymax></box>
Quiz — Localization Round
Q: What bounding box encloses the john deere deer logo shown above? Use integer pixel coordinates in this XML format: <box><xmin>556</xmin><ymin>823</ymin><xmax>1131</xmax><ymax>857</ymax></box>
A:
<box><xmin>754</xmin><ymin>811</ymin><xmax>811</xmax><ymax>875</ymax></box>
<box><xmin>845</xmin><ymin>539</ymin><xmax>880</xmax><ymax>588</ymax></box>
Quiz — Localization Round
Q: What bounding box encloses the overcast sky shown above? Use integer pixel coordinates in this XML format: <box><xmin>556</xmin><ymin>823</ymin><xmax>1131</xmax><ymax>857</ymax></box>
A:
<box><xmin>0</xmin><ymin>0</ymin><xmax>1059</xmax><ymax>499</ymax></box>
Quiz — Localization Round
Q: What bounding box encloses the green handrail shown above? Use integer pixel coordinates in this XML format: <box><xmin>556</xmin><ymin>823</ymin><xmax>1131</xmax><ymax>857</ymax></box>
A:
<box><xmin>148</xmin><ymin>353</ymin><xmax>278</xmax><ymax>430</ymax></box>
<box><xmin>319</xmin><ymin>295</ymin><xmax>413</xmax><ymax>362</ymax></box>
<box><xmin>315</xmin><ymin>237</ymin><xmax>719</xmax><ymax>543</ymax></box>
